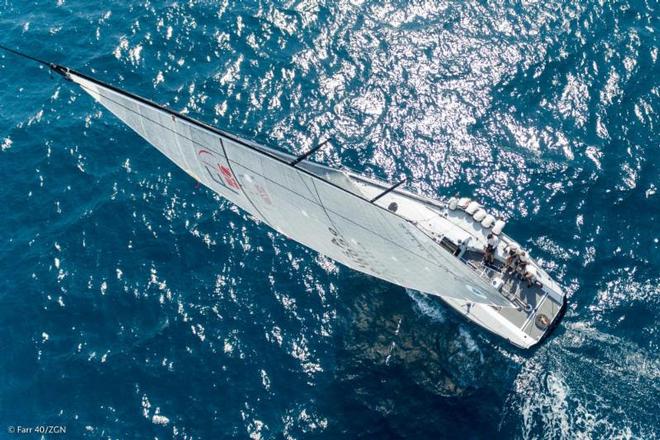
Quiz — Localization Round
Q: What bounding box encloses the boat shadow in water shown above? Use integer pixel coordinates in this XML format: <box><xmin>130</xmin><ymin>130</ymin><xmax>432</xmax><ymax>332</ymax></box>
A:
<box><xmin>321</xmin><ymin>277</ymin><xmax>520</xmax><ymax>438</ymax></box>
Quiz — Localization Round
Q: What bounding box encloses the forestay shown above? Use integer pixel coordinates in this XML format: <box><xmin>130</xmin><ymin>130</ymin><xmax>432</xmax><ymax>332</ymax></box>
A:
<box><xmin>69</xmin><ymin>71</ymin><xmax>511</xmax><ymax>307</ymax></box>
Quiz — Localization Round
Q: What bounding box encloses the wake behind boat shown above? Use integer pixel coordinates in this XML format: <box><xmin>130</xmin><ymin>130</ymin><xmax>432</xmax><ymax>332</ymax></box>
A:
<box><xmin>1</xmin><ymin>46</ymin><xmax>566</xmax><ymax>348</ymax></box>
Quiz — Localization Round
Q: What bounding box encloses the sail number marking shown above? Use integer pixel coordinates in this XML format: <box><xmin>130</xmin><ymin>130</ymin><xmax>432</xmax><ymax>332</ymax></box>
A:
<box><xmin>328</xmin><ymin>227</ymin><xmax>382</xmax><ymax>276</ymax></box>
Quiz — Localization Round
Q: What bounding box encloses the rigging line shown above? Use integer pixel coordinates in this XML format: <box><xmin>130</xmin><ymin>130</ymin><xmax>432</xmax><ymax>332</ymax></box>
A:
<box><xmin>309</xmin><ymin>178</ymin><xmax>343</xmax><ymax>241</ymax></box>
<box><xmin>0</xmin><ymin>45</ymin><xmax>70</xmax><ymax>78</ymax></box>
<box><xmin>294</xmin><ymin>170</ymin><xmax>320</xmax><ymax>205</ymax></box>
<box><xmin>0</xmin><ymin>44</ymin><xmax>52</xmax><ymax>67</ymax></box>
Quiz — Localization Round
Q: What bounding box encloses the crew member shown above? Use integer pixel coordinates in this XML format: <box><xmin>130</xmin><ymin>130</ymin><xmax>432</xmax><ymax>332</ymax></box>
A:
<box><xmin>515</xmin><ymin>250</ymin><xmax>529</xmax><ymax>278</ymax></box>
<box><xmin>483</xmin><ymin>233</ymin><xmax>499</xmax><ymax>264</ymax></box>
<box><xmin>523</xmin><ymin>264</ymin><xmax>538</xmax><ymax>288</ymax></box>
<box><xmin>504</xmin><ymin>247</ymin><xmax>518</xmax><ymax>273</ymax></box>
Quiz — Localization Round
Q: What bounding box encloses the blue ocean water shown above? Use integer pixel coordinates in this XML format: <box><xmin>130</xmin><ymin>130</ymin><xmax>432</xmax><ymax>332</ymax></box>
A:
<box><xmin>0</xmin><ymin>0</ymin><xmax>658</xmax><ymax>438</ymax></box>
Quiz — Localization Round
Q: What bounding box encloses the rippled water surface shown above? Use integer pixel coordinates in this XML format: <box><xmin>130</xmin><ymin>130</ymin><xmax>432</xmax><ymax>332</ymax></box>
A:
<box><xmin>0</xmin><ymin>0</ymin><xmax>658</xmax><ymax>438</ymax></box>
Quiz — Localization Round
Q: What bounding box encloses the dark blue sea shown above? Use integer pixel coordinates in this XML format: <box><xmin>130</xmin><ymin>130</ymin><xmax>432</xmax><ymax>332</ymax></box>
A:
<box><xmin>0</xmin><ymin>0</ymin><xmax>658</xmax><ymax>438</ymax></box>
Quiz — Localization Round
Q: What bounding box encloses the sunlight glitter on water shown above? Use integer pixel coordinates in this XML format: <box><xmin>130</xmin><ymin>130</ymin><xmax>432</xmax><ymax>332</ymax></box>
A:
<box><xmin>0</xmin><ymin>0</ymin><xmax>658</xmax><ymax>438</ymax></box>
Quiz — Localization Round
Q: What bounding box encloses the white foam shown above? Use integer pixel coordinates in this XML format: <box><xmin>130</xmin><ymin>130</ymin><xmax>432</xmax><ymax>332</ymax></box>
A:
<box><xmin>152</xmin><ymin>414</ymin><xmax>169</xmax><ymax>426</ymax></box>
<box><xmin>141</xmin><ymin>395</ymin><xmax>151</xmax><ymax>419</ymax></box>
<box><xmin>407</xmin><ymin>290</ymin><xmax>445</xmax><ymax>323</ymax></box>
<box><xmin>247</xmin><ymin>419</ymin><xmax>264</xmax><ymax>440</ymax></box>
<box><xmin>224</xmin><ymin>340</ymin><xmax>234</xmax><ymax>354</ymax></box>
<box><xmin>191</xmin><ymin>324</ymin><xmax>206</xmax><ymax>342</ymax></box>
<box><xmin>260</xmin><ymin>369</ymin><xmax>271</xmax><ymax>391</ymax></box>
<box><xmin>511</xmin><ymin>324</ymin><xmax>659</xmax><ymax>439</ymax></box>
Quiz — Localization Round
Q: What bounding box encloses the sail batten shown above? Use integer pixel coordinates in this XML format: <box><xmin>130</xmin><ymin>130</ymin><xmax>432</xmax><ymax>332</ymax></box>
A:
<box><xmin>67</xmin><ymin>69</ymin><xmax>511</xmax><ymax>307</ymax></box>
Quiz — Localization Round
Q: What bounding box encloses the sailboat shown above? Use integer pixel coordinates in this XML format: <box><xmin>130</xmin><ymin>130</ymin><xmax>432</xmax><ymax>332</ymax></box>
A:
<box><xmin>2</xmin><ymin>46</ymin><xmax>566</xmax><ymax>348</ymax></box>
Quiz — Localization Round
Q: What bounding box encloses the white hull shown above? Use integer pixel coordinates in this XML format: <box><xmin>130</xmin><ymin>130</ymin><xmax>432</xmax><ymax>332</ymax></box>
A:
<box><xmin>437</xmin><ymin>294</ymin><xmax>555</xmax><ymax>349</ymax></box>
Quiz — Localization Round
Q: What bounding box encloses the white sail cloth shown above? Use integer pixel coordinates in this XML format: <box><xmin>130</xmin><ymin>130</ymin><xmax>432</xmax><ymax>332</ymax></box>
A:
<box><xmin>70</xmin><ymin>72</ymin><xmax>510</xmax><ymax>307</ymax></box>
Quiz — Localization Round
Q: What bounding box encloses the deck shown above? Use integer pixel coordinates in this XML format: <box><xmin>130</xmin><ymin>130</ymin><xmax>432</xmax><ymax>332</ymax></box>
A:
<box><xmin>461</xmin><ymin>250</ymin><xmax>564</xmax><ymax>341</ymax></box>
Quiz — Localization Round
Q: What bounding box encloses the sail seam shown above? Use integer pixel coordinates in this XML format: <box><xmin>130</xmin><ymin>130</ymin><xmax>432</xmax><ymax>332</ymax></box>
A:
<box><xmin>217</xmin><ymin>137</ymin><xmax>273</xmax><ymax>225</ymax></box>
<box><xmin>309</xmin><ymin>178</ymin><xmax>343</xmax><ymax>241</ymax></box>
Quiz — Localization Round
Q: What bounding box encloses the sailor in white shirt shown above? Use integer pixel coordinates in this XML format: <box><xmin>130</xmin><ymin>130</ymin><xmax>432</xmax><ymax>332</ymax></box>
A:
<box><xmin>483</xmin><ymin>233</ymin><xmax>499</xmax><ymax>264</ymax></box>
<box><xmin>523</xmin><ymin>263</ymin><xmax>539</xmax><ymax>288</ymax></box>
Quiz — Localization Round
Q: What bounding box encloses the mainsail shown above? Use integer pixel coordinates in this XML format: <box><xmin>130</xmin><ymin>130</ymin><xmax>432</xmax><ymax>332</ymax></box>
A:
<box><xmin>45</xmin><ymin>61</ymin><xmax>510</xmax><ymax>307</ymax></box>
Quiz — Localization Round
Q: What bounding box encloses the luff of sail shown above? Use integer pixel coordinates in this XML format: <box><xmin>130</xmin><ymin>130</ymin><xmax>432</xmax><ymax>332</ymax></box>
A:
<box><xmin>67</xmin><ymin>70</ymin><xmax>511</xmax><ymax>307</ymax></box>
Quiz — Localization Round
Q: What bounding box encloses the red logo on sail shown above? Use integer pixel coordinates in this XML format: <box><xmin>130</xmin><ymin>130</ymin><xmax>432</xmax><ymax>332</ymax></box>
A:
<box><xmin>219</xmin><ymin>165</ymin><xmax>240</xmax><ymax>190</ymax></box>
<box><xmin>196</xmin><ymin>148</ymin><xmax>240</xmax><ymax>193</ymax></box>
